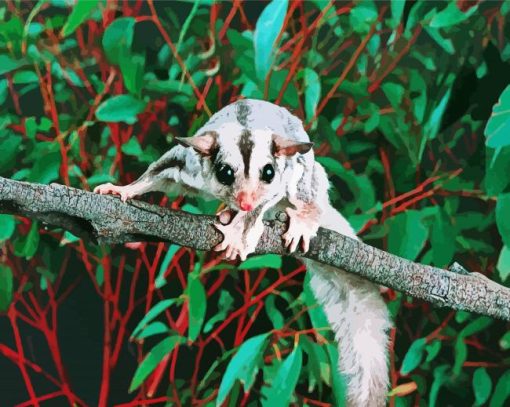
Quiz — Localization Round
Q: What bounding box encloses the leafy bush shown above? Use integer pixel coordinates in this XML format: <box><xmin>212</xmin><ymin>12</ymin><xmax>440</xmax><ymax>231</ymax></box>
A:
<box><xmin>0</xmin><ymin>1</ymin><xmax>510</xmax><ymax>406</ymax></box>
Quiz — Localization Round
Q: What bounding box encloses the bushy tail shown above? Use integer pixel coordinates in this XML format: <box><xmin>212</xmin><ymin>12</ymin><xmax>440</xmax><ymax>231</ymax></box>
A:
<box><xmin>305</xmin><ymin>205</ymin><xmax>391</xmax><ymax>406</ymax></box>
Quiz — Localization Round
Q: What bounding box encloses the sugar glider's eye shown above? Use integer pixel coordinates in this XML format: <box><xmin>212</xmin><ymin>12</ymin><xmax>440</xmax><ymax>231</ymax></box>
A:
<box><xmin>261</xmin><ymin>164</ymin><xmax>275</xmax><ymax>183</ymax></box>
<box><xmin>215</xmin><ymin>164</ymin><xmax>235</xmax><ymax>186</ymax></box>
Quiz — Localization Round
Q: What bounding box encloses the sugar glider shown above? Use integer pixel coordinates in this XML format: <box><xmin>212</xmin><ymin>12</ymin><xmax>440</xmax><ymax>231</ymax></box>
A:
<box><xmin>95</xmin><ymin>99</ymin><xmax>391</xmax><ymax>406</ymax></box>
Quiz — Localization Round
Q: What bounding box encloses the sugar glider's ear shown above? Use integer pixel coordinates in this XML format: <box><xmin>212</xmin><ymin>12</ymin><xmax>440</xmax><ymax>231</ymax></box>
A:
<box><xmin>272</xmin><ymin>134</ymin><xmax>314</xmax><ymax>157</ymax></box>
<box><xmin>175</xmin><ymin>131</ymin><xmax>218</xmax><ymax>155</ymax></box>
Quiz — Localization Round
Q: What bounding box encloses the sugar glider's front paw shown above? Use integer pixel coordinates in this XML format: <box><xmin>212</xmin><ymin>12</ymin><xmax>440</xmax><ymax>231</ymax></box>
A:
<box><xmin>282</xmin><ymin>207</ymin><xmax>320</xmax><ymax>253</ymax></box>
<box><xmin>213</xmin><ymin>210</ymin><xmax>261</xmax><ymax>261</ymax></box>
<box><xmin>94</xmin><ymin>183</ymin><xmax>136</xmax><ymax>202</ymax></box>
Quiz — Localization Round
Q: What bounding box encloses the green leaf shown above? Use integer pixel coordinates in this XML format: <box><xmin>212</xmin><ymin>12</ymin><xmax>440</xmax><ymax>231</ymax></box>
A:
<box><xmin>204</xmin><ymin>290</ymin><xmax>234</xmax><ymax>333</ymax></box>
<box><xmin>473</xmin><ymin>367</ymin><xmax>492</xmax><ymax>406</ymax></box>
<box><xmin>61</xmin><ymin>0</ymin><xmax>99</xmax><ymax>37</ymax></box>
<box><xmin>0</xmin><ymin>264</ymin><xmax>13</xmax><ymax>312</ymax></box>
<box><xmin>0</xmin><ymin>54</ymin><xmax>27</xmax><ymax>75</ymax></box>
<box><xmin>316</xmin><ymin>156</ymin><xmax>376</xmax><ymax>213</ymax></box>
<box><xmin>121</xmin><ymin>53</ymin><xmax>144</xmax><ymax>97</ymax></box>
<box><xmin>121</xmin><ymin>137</ymin><xmax>144</xmax><ymax>156</ymax></box>
<box><xmin>390</xmin><ymin>0</ymin><xmax>405</xmax><ymax>28</ymax></box>
<box><xmin>452</xmin><ymin>337</ymin><xmax>467</xmax><ymax>375</ymax></box>
<box><xmin>303</xmin><ymin>68</ymin><xmax>321</xmax><ymax>123</ymax></box>
<box><xmin>382</xmin><ymin>82</ymin><xmax>404</xmax><ymax>110</ymax></box>
<box><xmin>175</xmin><ymin>0</ymin><xmax>200</xmax><ymax>52</ymax></box>
<box><xmin>485</xmin><ymin>85</ymin><xmax>510</xmax><ymax>149</ymax></box>
<box><xmin>95</xmin><ymin>265</ymin><xmax>104</xmax><ymax>287</ymax></box>
<box><xmin>423</xmin><ymin>26</ymin><xmax>455</xmax><ymax>55</ymax></box>
<box><xmin>24</xmin><ymin>117</ymin><xmax>37</xmax><ymax>139</ymax></box>
<box><xmin>95</xmin><ymin>95</ymin><xmax>146</xmax><ymax>124</ymax></box>
<box><xmin>431</xmin><ymin>209</ymin><xmax>455</xmax><ymax>267</ymax></box>
<box><xmin>429</xmin><ymin>2</ymin><xmax>477</xmax><ymax>28</ymax></box>
<box><xmin>326</xmin><ymin>343</ymin><xmax>348</xmax><ymax>405</ymax></box>
<box><xmin>499</xmin><ymin>331</ymin><xmax>510</xmax><ymax>350</ymax></box>
<box><xmin>264</xmin><ymin>295</ymin><xmax>285</xmax><ymax>330</ymax></box>
<box><xmin>136</xmin><ymin>322</ymin><xmax>171</xmax><ymax>340</ymax></box>
<box><xmin>25</xmin><ymin>221</ymin><xmax>39</xmax><ymax>258</ymax></box>
<box><xmin>0</xmin><ymin>79</ymin><xmax>8</xmax><ymax>105</ymax></box>
<box><xmin>239</xmin><ymin>254</ymin><xmax>282</xmax><ymax>270</ymax></box>
<box><xmin>425</xmin><ymin>340</ymin><xmax>442</xmax><ymax>363</ymax></box>
<box><xmin>316</xmin><ymin>156</ymin><xmax>345</xmax><ymax>177</ymax></box>
<box><xmin>262</xmin><ymin>345</ymin><xmax>302</xmax><ymax>406</ymax></box>
<box><xmin>302</xmin><ymin>273</ymin><xmax>329</xmax><ymax>331</ymax></box>
<box><xmin>13</xmin><ymin>70</ymin><xmax>38</xmax><ymax>84</ymax></box>
<box><xmin>27</xmin><ymin>22</ymin><xmax>44</xmax><ymax>38</ymax></box>
<box><xmin>102</xmin><ymin>17</ymin><xmax>135</xmax><ymax>65</ymax></box>
<box><xmin>155</xmin><ymin>245</ymin><xmax>181</xmax><ymax>289</ymax></box>
<box><xmin>14</xmin><ymin>221</ymin><xmax>39</xmax><ymax>259</ymax></box>
<box><xmin>28</xmin><ymin>151</ymin><xmax>61</xmax><ymax>184</ymax></box>
<box><xmin>306</xmin><ymin>338</ymin><xmax>330</xmax><ymax>392</ymax></box>
<box><xmin>144</xmin><ymin>78</ymin><xmax>194</xmax><ymax>95</ymax></box>
<box><xmin>253</xmin><ymin>0</ymin><xmax>288</xmax><ymax>81</ymax></box>
<box><xmin>457</xmin><ymin>311</ymin><xmax>475</xmax><ymax>324</ymax></box>
<box><xmin>187</xmin><ymin>273</ymin><xmax>206</xmax><ymax>342</ymax></box>
<box><xmin>490</xmin><ymin>370</ymin><xmax>510</xmax><ymax>407</ymax></box>
<box><xmin>485</xmin><ymin>146</ymin><xmax>510</xmax><ymax>195</ymax></box>
<box><xmin>216</xmin><ymin>333</ymin><xmax>269</xmax><ymax>406</ymax></box>
<box><xmin>131</xmin><ymin>298</ymin><xmax>178</xmax><ymax>339</ymax></box>
<box><xmin>36</xmin><ymin>267</ymin><xmax>56</xmax><ymax>287</ymax></box>
<box><xmin>460</xmin><ymin>316</ymin><xmax>493</xmax><ymax>338</ymax></box>
<box><xmin>496</xmin><ymin>194</ymin><xmax>510</xmax><ymax>247</ymax></box>
<box><xmin>425</xmin><ymin>88</ymin><xmax>451</xmax><ymax>141</ymax></box>
<box><xmin>0</xmin><ymin>214</ymin><xmax>16</xmax><ymax>241</ymax></box>
<box><xmin>388</xmin><ymin>211</ymin><xmax>429</xmax><ymax>261</ymax></box>
<box><xmin>0</xmin><ymin>131</ymin><xmax>22</xmax><ymax>173</ymax></box>
<box><xmin>300</xmin><ymin>337</ymin><xmax>328</xmax><ymax>392</ymax></box>
<box><xmin>349</xmin><ymin>1</ymin><xmax>378</xmax><ymax>33</ymax></box>
<box><xmin>503</xmin><ymin>1</ymin><xmax>510</xmax><ymax>16</ymax></box>
<box><xmin>429</xmin><ymin>365</ymin><xmax>449</xmax><ymax>407</ymax></box>
<box><xmin>401</xmin><ymin>338</ymin><xmax>426</xmax><ymax>375</ymax></box>
<box><xmin>129</xmin><ymin>335</ymin><xmax>184</xmax><ymax>392</ymax></box>
<box><xmin>0</xmin><ymin>16</ymin><xmax>24</xmax><ymax>52</ymax></box>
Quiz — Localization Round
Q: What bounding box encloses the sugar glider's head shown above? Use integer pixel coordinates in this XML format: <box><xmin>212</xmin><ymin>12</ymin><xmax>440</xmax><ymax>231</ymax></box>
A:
<box><xmin>176</xmin><ymin>122</ymin><xmax>313</xmax><ymax>211</ymax></box>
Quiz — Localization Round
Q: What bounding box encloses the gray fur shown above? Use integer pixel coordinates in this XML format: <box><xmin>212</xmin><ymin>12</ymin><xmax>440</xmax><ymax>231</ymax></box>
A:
<box><xmin>235</xmin><ymin>100</ymin><xmax>251</xmax><ymax>127</ymax></box>
<box><xmin>199</xmin><ymin>99</ymin><xmax>310</xmax><ymax>142</ymax></box>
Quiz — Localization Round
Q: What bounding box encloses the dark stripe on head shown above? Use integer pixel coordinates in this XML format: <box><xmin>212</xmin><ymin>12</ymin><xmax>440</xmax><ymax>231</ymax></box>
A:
<box><xmin>151</xmin><ymin>158</ymin><xmax>185</xmax><ymax>174</ymax></box>
<box><xmin>238</xmin><ymin>129</ymin><xmax>254</xmax><ymax>177</ymax></box>
<box><xmin>271</xmin><ymin>139</ymin><xmax>278</xmax><ymax>156</ymax></box>
<box><xmin>209</xmin><ymin>146</ymin><xmax>220</xmax><ymax>165</ymax></box>
<box><xmin>235</xmin><ymin>101</ymin><xmax>251</xmax><ymax>127</ymax></box>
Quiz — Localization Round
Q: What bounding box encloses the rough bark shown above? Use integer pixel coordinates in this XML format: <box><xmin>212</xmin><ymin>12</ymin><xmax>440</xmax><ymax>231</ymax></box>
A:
<box><xmin>1</xmin><ymin>176</ymin><xmax>509</xmax><ymax>321</ymax></box>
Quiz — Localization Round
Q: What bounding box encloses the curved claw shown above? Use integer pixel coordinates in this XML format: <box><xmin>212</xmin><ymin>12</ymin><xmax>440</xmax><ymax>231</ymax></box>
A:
<box><xmin>283</xmin><ymin>232</ymin><xmax>299</xmax><ymax>253</ymax></box>
<box><xmin>302</xmin><ymin>236</ymin><xmax>310</xmax><ymax>253</ymax></box>
<box><xmin>213</xmin><ymin>223</ymin><xmax>228</xmax><ymax>252</ymax></box>
<box><xmin>225</xmin><ymin>245</ymin><xmax>234</xmax><ymax>260</ymax></box>
<box><xmin>213</xmin><ymin>220</ymin><xmax>239</xmax><ymax>261</ymax></box>
<box><xmin>212</xmin><ymin>217</ymin><xmax>255</xmax><ymax>262</ymax></box>
<box><xmin>282</xmin><ymin>208</ymin><xmax>318</xmax><ymax>254</ymax></box>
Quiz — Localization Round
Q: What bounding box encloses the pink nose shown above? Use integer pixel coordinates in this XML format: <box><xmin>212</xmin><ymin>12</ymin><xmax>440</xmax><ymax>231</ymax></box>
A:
<box><xmin>239</xmin><ymin>202</ymin><xmax>253</xmax><ymax>211</ymax></box>
<box><xmin>237</xmin><ymin>191</ymin><xmax>255</xmax><ymax>212</ymax></box>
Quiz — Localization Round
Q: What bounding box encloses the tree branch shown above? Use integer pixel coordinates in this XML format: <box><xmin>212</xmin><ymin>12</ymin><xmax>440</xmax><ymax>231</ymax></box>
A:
<box><xmin>1</xmin><ymin>176</ymin><xmax>509</xmax><ymax>321</ymax></box>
